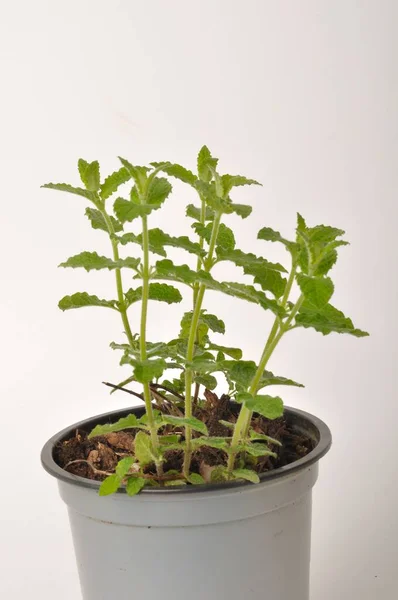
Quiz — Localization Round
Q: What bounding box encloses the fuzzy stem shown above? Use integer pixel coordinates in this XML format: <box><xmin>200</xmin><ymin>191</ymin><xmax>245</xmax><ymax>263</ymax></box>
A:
<box><xmin>192</xmin><ymin>194</ymin><xmax>207</xmax><ymax>403</ymax></box>
<box><xmin>140</xmin><ymin>213</ymin><xmax>163</xmax><ymax>476</ymax></box>
<box><xmin>227</xmin><ymin>261</ymin><xmax>301</xmax><ymax>472</ymax></box>
<box><xmin>183</xmin><ymin>210</ymin><xmax>222</xmax><ymax>478</ymax></box>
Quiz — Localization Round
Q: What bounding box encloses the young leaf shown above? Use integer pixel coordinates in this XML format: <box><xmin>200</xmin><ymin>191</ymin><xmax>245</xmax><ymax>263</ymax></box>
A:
<box><xmin>161</xmin><ymin>415</ymin><xmax>209</xmax><ymax>435</ymax></box>
<box><xmin>232</xmin><ymin>468</ymin><xmax>260</xmax><ymax>484</ymax></box>
<box><xmin>221</xmin><ymin>174</ymin><xmax>261</xmax><ymax>197</ymax></box>
<box><xmin>228</xmin><ymin>203</ymin><xmax>252</xmax><ymax>219</ymax></box>
<box><xmin>125</xmin><ymin>283</ymin><xmax>182</xmax><ymax>308</ymax></box>
<box><xmin>133</xmin><ymin>359</ymin><xmax>166</xmax><ymax>383</ymax></box>
<box><xmin>197</xmin><ymin>145</ymin><xmax>218</xmax><ymax>183</ymax></box>
<box><xmin>187</xmin><ymin>473</ymin><xmax>205</xmax><ymax>485</ymax></box>
<box><xmin>201</xmin><ymin>313</ymin><xmax>225</xmax><ymax>334</ymax></box>
<box><xmin>207</xmin><ymin>343</ymin><xmax>242</xmax><ymax>360</ymax></box>
<box><xmin>193</xmin><ymin>222</ymin><xmax>236</xmax><ymax>252</ymax></box>
<box><xmin>59</xmin><ymin>251</ymin><xmax>140</xmax><ymax>272</ymax></box>
<box><xmin>134</xmin><ymin>432</ymin><xmax>156</xmax><ymax>466</ymax></box>
<box><xmin>88</xmin><ymin>413</ymin><xmax>142</xmax><ymax>438</ymax></box>
<box><xmin>186</xmin><ymin>203</ymin><xmax>214</xmax><ymax>221</ymax></box>
<box><xmin>99</xmin><ymin>474</ymin><xmax>121</xmax><ymax>496</ymax></box>
<box><xmin>126</xmin><ymin>477</ymin><xmax>146</xmax><ymax>496</ymax></box>
<box><xmin>295</xmin><ymin>302</ymin><xmax>369</xmax><ymax>337</ymax></box>
<box><xmin>192</xmin><ymin>437</ymin><xmax>230</xmax><ymax>451</ymax></box>
<box><xmin>78</xmin><ymin>159</ymin><xmax>100</xmax><ymax>192</ymax></box>
<box><xmin>210</xmin><ymin>466</ymin><xmax>230</xmax><ymax>482</ymax></box>
<box><xmin>150</xmin><ymin>162</ymin><xmax>197</xmax><ymax>185</ymax></box>
<box><xmin>100</xmin><ymin>167</ymin><xmax>131</xmax><ymax>200</ymax></box>
<box><xmin>297</xmin><ymin>274</ymin><xmax>334</xmax><ymax>308</ymax></box>
<box><xmin>238</xmin><ymin>443</ymin><xmax>277</xmax><ymax>458</ymax></box>
<box><xmin>114</xmin><ymin>197</ymin><xmax>161</xmax><ymax>222</ymax></box>
<box><xmin>235</xmin><ymin>391</ymin><xmax>254</xmax><ymax>403</ymax></box>
<box><xmin>115</xmin><ymin>457</ymin><xmax>135</xmax><ymax>478</ymax></box>
<box><xmin>224</xmin><ymin>360</ymin><xmax>257</xmax><ymax>389</ymax></box>
<box><xmin>193</xmin><ymin>373</ymin><xmax>218</xmax><ymax>390</ymax></box>
<box><xmin>258</xmin><ymin>370</ymin><xmax>304</xmax><ymax>389</ymax></box>
<box><xmin>154</xmin><ymin>259</ymin><xmax>197</xmax><ymax>286</ymax></box>
<box><xmin>249</xmin><ymin>430</ymin><xmax>282</xmax><ymax>446</ymax></box>
<box><xmin>58</xmin><ymin>292</ymin><xmax>118</xmax><ymax>311</ymax></box>
<box><xmin>126</xmin><ymin>228</ymin><xmax>206</xmax><ymax>258</ymax></box>
<box><xmin>118</xmin><ymin>158</ymin><xmax>149</xmax><ymax>194</ymax></box>
<box><xmin>244</xmin><ymin>394</ymin><xmax>284</xmax><ymax>419</ymax></box>
<box><xmin>41</xmin><ymin>182</ymin><xmax>98</xmax><ymax>203</ymax></box>
<box><xmin>147</xmin><ymin>177</ymin><xmax>172</xmax><ymax>205</ymax></box>
<box><xmin>85</xmin><ymin>207</ymin><xmax>123</xmax><ymax>233</ymax></box>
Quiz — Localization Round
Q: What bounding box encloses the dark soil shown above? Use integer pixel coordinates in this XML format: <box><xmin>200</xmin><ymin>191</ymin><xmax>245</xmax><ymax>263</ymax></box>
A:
<box><xmin>55</xmin><ymin>393</ymin><xmax>314</xmax><ymax>484</ymax></box>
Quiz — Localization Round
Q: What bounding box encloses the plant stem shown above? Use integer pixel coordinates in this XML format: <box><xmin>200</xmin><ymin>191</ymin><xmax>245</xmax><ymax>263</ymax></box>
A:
<box><xmin>192</xmin><ymin>194</ymin><xmax>207</xmax><ymax>404</ymax></box>
<box><xmin>101</xmin><ymin>210</ymin><xmax>135</xmax><ymax>347</ymax></box>
<box><xmin>140</xmin><ymin>213</ymin><xmax>163</xmax><ymax>476</ymax></box>
<box><xmin>227</xmin><ymin>261</ymin><xmax>301</xmax><ymax>472</ymax></box>
<box><xmin>183</xmin><ymin>210</ymin><xmax>222</xmax><ymax>478</ymax></box>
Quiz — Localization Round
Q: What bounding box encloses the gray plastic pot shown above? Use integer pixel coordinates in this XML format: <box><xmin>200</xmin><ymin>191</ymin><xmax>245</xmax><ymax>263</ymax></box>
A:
<box><xmin>41</xmin><ymin>405</ymin><xmax>331</xmax><ymax>600</ymax></box>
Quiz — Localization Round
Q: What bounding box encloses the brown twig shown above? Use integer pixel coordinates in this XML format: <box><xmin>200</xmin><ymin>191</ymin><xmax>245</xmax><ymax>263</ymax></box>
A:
<box><xmin>102</xmin><ymin>381</ymin><xmax>144</xmax><ymax>401</ymax></box>
<box><xmin>64</xmin><ymin>459</ymin><xmax>185</xmax><ymax>482</ymax></box>
<box><xmin>150</xmin><ymin>382</ymin><xmax>185</xmax><ymax>402</ymax></box>
<box><xmin>193</xmin><ymin>382</ymin><xmax>200</xmax><ymax>406</ymax></box>
<box><xmin>149</xmin><ymin>385</ymin><xmax>184</xmax><ymax>417</ymax></box>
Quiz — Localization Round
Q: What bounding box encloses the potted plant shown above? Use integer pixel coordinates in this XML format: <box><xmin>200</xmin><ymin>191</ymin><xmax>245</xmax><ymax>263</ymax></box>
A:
<box><xmin>41</xmin><ymin>147</ymin><xmax>368</xmax><ymax>600</ymax></box>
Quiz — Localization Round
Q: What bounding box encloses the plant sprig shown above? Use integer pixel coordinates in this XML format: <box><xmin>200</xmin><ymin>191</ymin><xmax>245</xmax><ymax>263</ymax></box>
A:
<box><xmin>42</xmin><ymin>147</ymin><xmax>368</xmax><ymax>495</ymax></box>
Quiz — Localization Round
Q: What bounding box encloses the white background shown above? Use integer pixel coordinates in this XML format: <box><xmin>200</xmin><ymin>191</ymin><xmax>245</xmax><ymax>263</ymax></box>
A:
<box><xmin>1</xmin><ymin>1</ymin><xmax>397</xmax><ymax>598</ymax></box>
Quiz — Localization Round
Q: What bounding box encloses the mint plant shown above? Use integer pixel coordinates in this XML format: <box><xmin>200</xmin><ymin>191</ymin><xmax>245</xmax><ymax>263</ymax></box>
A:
<box><xmin>43</xmin><ymin>147</ymin><xmax>368</xmax><ymax>495</ymax></box>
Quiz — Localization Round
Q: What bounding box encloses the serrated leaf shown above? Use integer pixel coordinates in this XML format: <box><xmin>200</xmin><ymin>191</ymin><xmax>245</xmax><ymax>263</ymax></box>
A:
<box><xmin>151</xmin><ymin>162</ymin><xmax>197</xmax><ymax>185</ymax></box>
<box><xmin>238</xmin><ymin>443</ymin><xmax>277</xmax><ymax>458</ymax></box>
<box><xmin>118</xmin><ymin>158</ymin><xmax>149</xmax><ymax>194</ymax></box>
<box><xmin>193</xmin><ymin>222</ymin><xmax>236</xmax><ymax>251</ymax></box>
<box><xmin>194</xmin><ymin>373</ymin><xmax>218</xmax><ymax>390</ymax></box>
<box><xmin>126</xmin><ymin>477</ymin><xmax>146</xmax><ymax>496</ymax></box>
<box><xmin>85</xmin><ymin>207</ymin><xmax>123</xmax><ymax>233</ymax></box>
<box><xmin>244</xmin><ymin>395</ymin><xmax>284</xmax><ymax>419</ymax></box>
<box><xmin>134</xmin><ymin>432</ymin><xmax>156</xmax><ymax>466</ymax></box>
<box><xmin>228</xmin><ymin>203</ymin><xmax>252</xmax><ymax>218</ymax></box>
<box><xmin>210</xmin><ymin>466</ymin><xmax>230</xmax><ymax>482</ymax></box>
<box><xmin>187</xmin><ymin>356</ymin><xmax>219</xmax><ymax>373</ymax></box>
<box><xmin>135</xmin><ymin>228</ymin><xmax>206</xmax><ymax>257</ymax></box>
<box><xmin>207</xmin><ymin>343</ymin><xmax>242</xmax><ymax>360</ymax></box>
<box><xmin>295</xmin><ymin>302</ymin><xmax>369</xmax><ymax>337</ymax></box>
<box><xmin>78</xmin><ymin>159</ymin><xmax>100</xmax><ymax>192</ymax></box>
<box><xmin>99</xmin><ymin>474</ymin><xmax>121</xmax><ymax>496</ymax></box>
<box><xmin>59</xmin><ymin>251</ymin><xmax>140</xmax><ymax>272</ymax></box>
<box><xmin>192</xmin><ymin>437</ymin><xmax>230</xmax><ymax>451</ymax></box>
<box><xmin>220</xmin><ymin>282</ymin><xmax>285</xmax><ymax>316</ymax></box>
<box><xmin>236</xmin><ymin>391</ymin><xmax>254</xmax><ymax>403</ymax></box>
<box><xmin>297</xmin><ymin>274</ymin><xmax>334</xmax><ymax>308</ymax></box>
<box><xmin>221</xmin><ymin>174</ymin><xmax>261</xmax><ymax>197</ymax></box>
<box><xmin>154</xmin><ymin>259</ymin><xmax>197</xmax><ymax>286</ymax></box>
<box><xmin>258</xmin><ymin>370</ymin><xmax>304</xmax><ymax>390</ymax></box>
<box><xmin>249</xmin><ymin>430</ymin><xmax>282</xmax><ymax>446</ymax></box>
<box><xmin>187</xmin><ymin>473</ymin><xmax>205</xmax><ymax>485</ymax></box>
<box><xmin>197</xmin><ymin>145</ymin><xmax>218</xmax><ymax>183</ymax></box>
<box><xmin>160</xmin><ymin>434</ymin><xmax>181</xmax><ymax>445</ymax></box>
<box><xmin>186</xmin><ymin>203</ymin><xmax>214</xmax><ymax>221</ymax></box>
<box><xmin>115</xmin><ymin>457</ymin><xmax>135</xmax><ymax>478</ymax></box>
<box><xmin>41</xmin><ymin>182</ymin><xmax>98</xmax><ymax>203</ymax></box>
<box><xmin>114</xmin><ymin>197</ymin><xmax>161</xmax><ymax>222</ymax></box>
<box><xmin>224</xmin><ymin>360</ymin><xmax>257</xmax><ymax>389</ymax></box>
<box><xmin>58</xmin><ymin>292</ymin><xmax>118</xmax><ymax>311</ymax></box>
<box><xmin>201</xmin><ymin>313</ymin><xmax>225</xmax><ymax>334</ymax></box>
<box><xmin>100</xmin><ymin>167</ymin><xmax>131</xmax><ymax>200</ymax></box>
<box><xmin>125</xmin><ymin>283</ymin><xmax>182</xmax><ymax>308</ymax></box>
<box><xmin>161</xmin><ymin>415</ymin><xmax>208</xmax><ymax>435</ymax></box>
<box><xmin>147</xmin><ymin>177</ymin><xmax>172</xmax><ymax>205</ymax></box>
<box><xmin>133</xmin><ymin>359</ymin><xmax>166</xmax><ymax>383</ymax></box>
<box><xmin>88</xmin><ymin>413</ymin><xmax>142</xmax><ymax>438</ymax></box>
<box><xmin>164</xmin><ymin>479</ymin><xmax>187</xmax><ymax>487</ymax></box>
<box><xmin>232</xmin><ymin>468</ymin><xmax>260</xmax><ymax>484</ymax></box>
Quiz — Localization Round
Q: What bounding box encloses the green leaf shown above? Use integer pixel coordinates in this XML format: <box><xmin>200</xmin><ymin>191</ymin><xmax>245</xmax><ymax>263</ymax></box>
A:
<box><xmin>221</xmin><ymin>174</ymin><xmax>261</xmax><ymax>197</ymax></box>
<box><xmin>154</xmin><ymin>259</ymin><xmax>197</xmax><ymax>286</ymax></box>
<box><xmin>186</xmin><ymin>203</ymin><xmax>214</xmax><ymax>221</ymax></box>
<box><xmin>99</xmin><ymin>166</ymin><xmax>131</xmax><ymax>200</ymax></box>
<box><xmin>207</xmin><ymin>343</ymin><xmax>242</xmax><ymax>360</ymax></box>
<box><xmin>193</xmin><ymin>373</ymin><xmax>218</xmax><ymax>390</ymax></box>
<box><xmin>197</xmin><ymin>145</ymin><xmax>218</xmax><ymax>183</ymax></box>
<box><xmin>126</xmin><ymin>477</ymin><xmax>146</xmax><ymax>496</ymax></box>
<box><xmin>58</xmin><ymin>292</ymin><xmax>118</xmax><ymax>311</ymax></box>
<box><xmin>151</xmin><ymin>162</ymin><xmax>197</xmax><ymax>185</ymax></box>
<box><xmin>224</xmin><ymin>360</ymin><xmax>257</xmax><ymax>389</ymax></box>
<box><xmin>244</xmin><ymin>394</ymin><xmax>284</xmax><ymax>419</ymax></box>
<box><xmin>201</xmin><ymin>313</ymin><xmax>225</xmax><ymax>334</ymax></box>
<box><xmin>118</xmin><ymin>158</ymin><xmax>149</xmax><ymax>194</ymax></box>
<box><xmin>210</xmin><ymin>466</ymin><xmax>230</xmax><ymax>482</ymax></box>
<box><xmin>249</xmin><ymin>430</ymin><xmax>282</xmax><ymax>446</ymax></box>
<box><xmin>99</xmin><ymin>474</ymin><xmax>121</xmax><ymax>496</ymax></box>
<box><xmin>164</xmin><ymin>480</ymin><xmax>187</xmax><ymax>487</ymax></box>
<box><xmin>236</xmin><ymin>391</ymin><xmax>254</xmax><ymax>403</ymax></box>
<box><xmin>193</xmin><ymin>222</ymin><xmax>236</xmax><ymax>251</ymax></box>
<box><xmin>238</xmin><ymin>443</ymin><xmax>277</xmax><ymax>458</ymax></box>
<box><xmin>258</xmin><ymin>370</ymin><xmax>304</xmax><ymax>389</ymax></box>
<box><xmin>232</xmin><ymin>468</ymin><xmax>260</xmax><ymax>484</ymax></box>
<box><xmin>147</xmin><ymin>177</ymin><xmax>172</xmax><ymax>205</ymax></box>
<box><xmin>295</xmin><ymin>302</ymin><xmax>369</xmax><ymax>337</ymax></box>
<box><xmin>187</xmin><ymin>473</ymin><xmax>205</xmax><ymax>485</ymax></box>
<box><xmin>78</xmin><ymin>159</ymin><xmax>100</xmax><ymax>192</ymax></box>
<box><xmin>159</xmin><ymin>434</ymin><xmax>181</xmax><ymax>445</ymax></box>
<box><xmin>228</xmin><ymin>203</ymin><xmax>252</xmax><ymax>218</ymax></box>
<box><xmin>134</xmin><ymin>432</ymin><xmax>156</xmax><ymax>466</ymax></box>
<box><xmin>125</xmin><ymin>283</ymin><xmax>182</xmax><ymax>308</ymax></box>
<box><xmin>296</xmin><ymin>216</ymin><xmax>348</xmax><ymax>275</ymax></box>
<box><xmin>216</xmin><ymin>282</ymin><xmax>286</xmax><ymax>316</ymax></box>
<box><xmin>192</xmin><ymin>437</ymin><xmax>230</xmax><ymax>451</ymax></box>
<box><xmin>115</xmin><ymin>457</ymin><xmax>135</xmax><ymax>478</ymax></box>
<box><xmin>297</xmin><ymin>274</ymin><xmax>334</xmax><ymax>308</ymax></box>
<box><xmin>114</xmin><ymin>197</ymin><xmax>161</xmax><ymax>222</ymax></box>
<box><xmin>88</xmin><ymin>413</ymin><xmax>142</xmax><ymax>438</ymax></box>
<box><xmin>59</xmin><ymin>251</ymin><xmax>140</xmax><ymax>272</ymax></box>
<box><xmin>133</xmin><ymin>359</ymin><xmax>166</xmax><ymax>383</ymax></box>
<box><xmin>41</xmin><ymin>182</ymin><xmax>98</xmax><ymax>203</ymax></box>
<box><xmin>161</xmin><ymin>415</ymin><xmax>209</xmax><ymax>435</ymax></box>
<box><xmin>134</xmin><ymin>228</ymin><xmax>206</xmax><ymax>257</ymax></box>
<box><xmin>85</xmin><ymin>207</ymin><xmax>123</xmax><ymax>233</ymax></box>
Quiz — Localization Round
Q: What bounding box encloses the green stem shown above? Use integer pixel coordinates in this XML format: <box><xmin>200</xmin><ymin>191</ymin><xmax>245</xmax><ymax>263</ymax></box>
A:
<box><xmin>183</xmin><ymin>211</ymin><xmax>222</xmax><ymax>478</ymax></box>
<box><xmin>227</xmin><ymin>261</ymin><xmax>301</xmax><ymax>472</ymax></box>
<box><xmin>140</xmin><ymin>213</ymin><xmax>163</xmax><ymax>476</ymax></box>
